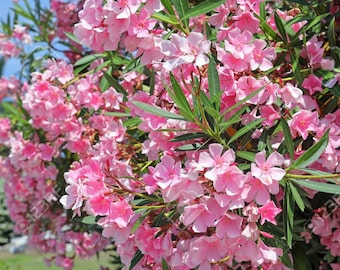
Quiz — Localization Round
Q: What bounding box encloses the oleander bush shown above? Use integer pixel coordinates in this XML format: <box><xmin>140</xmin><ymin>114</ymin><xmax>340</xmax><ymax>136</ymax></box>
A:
<box><xmin>0</xmin><ymin>0</ymin><xmax>340</xmax><ymax>269</ymax></box>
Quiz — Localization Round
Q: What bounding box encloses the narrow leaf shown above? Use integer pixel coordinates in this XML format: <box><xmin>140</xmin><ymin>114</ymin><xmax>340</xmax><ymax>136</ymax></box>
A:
<box><xmin>172</xmin><ymin>0</ymin><xmax>189</xmax><ymax>22</ymax></box>
<box><xmin>274</xmin><ymin>12</ymin><xmax>287</xmax><ymax>42</ymax></box>
<box><xmin>170</xmin><ymin>132</ymin><xmax>209</xmax><ymax>142</ymax></box>
<box><xmin>289</xmin><ymin>182</ymin><xmax>305</xmax><ymax>212</ymax></box>
<box><xmin>289</xmin><ymin>130</ymin><xmax>329</xmax><ymax>170</ymax></box>
<box><xmin>283</xmin><ymin>185</ymin><xmax>294</xmax><ymax>248</ymax></box>
<box><xmin>132</xmin><ymin>101</ymin><xmax>186</xmax><ymax>121</ymax></box>
<box><xmin>102</xmin><ymin>71</ymin><xmax>128</xmax><ymax>97</ymax></box>
<box><xmin>169</xmin><ymin>73</ymin><xmax>194</xmax><ymax>119</ymax></box>
<box><xmin>208</xmin><ymin>57</ymin><xmax>221</xmax><ymax>110</ymax></box>
<box><xmin>291</xmin><ymin>179</ymin><xmax>340</xmax><ymax>195</ymax></box>
<box><xmin>161</xmin><ymin>0</ymin><xmax>176</xmax><ymax>15</ymax></box>
<box><xmin>236</xmin><ymin>151</ymin><xmax>255</xmax><ymax>162</ymax></box>
<box><xmin>227</xmin><ymin>118</ymin><xmax>264</xmax><ymax>145</ymax></box>
<box><xmin>129</xmin><ymin>250</ymin><xmax>144</xmax><ymax>270</ymax></box>
<box><xmin>182</xmin><ymin>0</ymin><xmax>225</xmax><ymax>20</ymax></box>
<box><xmin>162</xmin><ymin>258</ymin><xmax>170</xmax><ymax>270</ymax></box>
<box><xmin>75</xmin><ymin>54</ymin><xmax>103</xmax><ymax>67</ymax></box>
<box><xmin>281</xmin><ymin>117</ymin><xmax>294</xmax><ymax>160</ymax></box>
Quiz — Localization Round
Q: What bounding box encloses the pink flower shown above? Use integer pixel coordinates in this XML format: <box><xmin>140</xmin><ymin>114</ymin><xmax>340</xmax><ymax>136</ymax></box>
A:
<box><xmin>106</xmin><ymin>200</ymin><xmax>134</xmax><ymax>228</ymax></box>
<box><xmin>249</xmin><ymin>39</ymin><xmax>276</xmax><ymax>71</ymax></box>
<box><xmin>181</xmin><ymin>197</ymin><xmax>222</xmax><ymax>233</ymax></box>
<box><xmin>302</xmin><ymin>74</ymin><xmax>323</xmax><ymax>95</ymax></box>
<box><xmin>161</xmin><ymin>32</ymin><xmax>210</xmax><ymax>70</ymax></box>
<box><xmin>258</xmin><ymin>201</ymin><xmax>282</xmax><ymax>225</ymax></box>
<box><xmin>215</xmin><ymin>212</ymin><xmax>243</xmax><ymax>238</ymax></box>
<box><xmin>251</xmin><ymin>150</ymin><xmax>286</xmax><ymax>186</ymax></box>
<box><xmin>289</xmin><ymin>109</ymin><xmax>319</xmax><ymax>139</ymax></box>
<box><xmin>199</xmin><ymin>143</ymin><xmax>235</xmax><ymax>173</ymax></box>
<box><xmin>224</xmin><ymin>28</ymin><xmax>254</xmax><ymax>60</ymax></box>
<box><xmin>128</xmin><ymin>8</ymin><xmax>156</xmax><ymax>38</ymax></box>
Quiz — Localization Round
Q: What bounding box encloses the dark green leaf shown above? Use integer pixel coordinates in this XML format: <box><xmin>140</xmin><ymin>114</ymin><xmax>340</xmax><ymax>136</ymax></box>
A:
<box><xmin>102</xmin><ymin>71</ymin><xmax>128</xmax><ymax>97</ymax></box>
<box><xmin>329</xmin><ymin>85</ymin><xmax>340</xmax><ymax>97</ymax></box>
<box><xmin>289</xmin><ymin>130</ymin><xmax>329</xmax><ymax>170</ymax></box>
<box><xmin>161</xmin><ymin>0</ymin><xmax>176</xmax><ymax>15</ymax></box>
<box><xmin>255</xmin><ymin>13</ymin><xmax>284</xmax><ymax>42</ymax></box>
<box><xmin>170</xmin><ymin>132</ymin><xmax>209</xmax><ymax>142</ymax></box>
<box><xmin>168</xmin><ymin>73</ymin><xmax>194</xmax><ymax>120</ymax></box>
<box><xmin>131</xmin><ymin>212</ymin><xmax>149</xmax><ymax>234</ymax></box>
<box><xmin>132</xmin><ymin>101</ymin><xmax>186</xmax><ymax>121</ymax></box>
<box><xmin>283</xmin><ymin>185</ymin><xmax>294</xmax><ymax>248</ymax></box>
<box><xmin>291</xmin><ymin>179</ymin><xmax>340</xmax><ymax>195</ymax></box>
<box><xmin>162</xmin><ymin>258</ymin><xmax>170</xmax><ymax>270</ymax></box>
<box><xmin>208</xmin><ymin>57</ymin><xmax>221</xmax><ymax>110</ymax></box>
<box><xmin>129</xmin><ymin>250</ymin><xmax>144</xmax><ymax>270</ymax></box>
<box><xmin>222</xmin><ymin>87</ymin><xmax>264</xmax><ymax>117</ymax></box>
<box><xmin>172</xmin><ymin>0</ymin><xmax>189</xmax><ymax>26</ymax></box>
<box><xmin>281</xmin><ymin>117</ymin><xmax>294</xmax><ymax>160</ymax></box>
<box><xmin>182</xmin><ymin>0</ymin><xmax>225</xmax><ymax>20</ymax></box>
<box><xmin>274</xmin><ymin>12</ymin><xmax>287</xmax><ymax>42</ymax></box>
<box><xmin>290</xmin><ymin>49</ymin><xmax>303</xmax><ymax>84</ymax></box>
<box><xmin>227</xmin><ymin>118</ymin><xmax>264</xmax><ymax>145</ymax></box>
<box><xmin>288</xmin><ymin>182</ymin><xmax>305</xmax><ymax>212</ymax></box>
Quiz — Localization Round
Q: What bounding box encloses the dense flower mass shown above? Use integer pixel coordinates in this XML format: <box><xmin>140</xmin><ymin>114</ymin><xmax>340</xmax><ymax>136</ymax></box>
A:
<box><xmin>0</xmin><ymin>0</ymin><xmax>340</xmax><ymax>269</ymax></box>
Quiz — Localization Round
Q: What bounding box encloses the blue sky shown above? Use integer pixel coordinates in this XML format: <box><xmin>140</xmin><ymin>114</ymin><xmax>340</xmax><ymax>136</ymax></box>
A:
<box><xmin>1</xmin><ymin>0</ymin><xmax>50</xmax><ymax>77</ymax></box>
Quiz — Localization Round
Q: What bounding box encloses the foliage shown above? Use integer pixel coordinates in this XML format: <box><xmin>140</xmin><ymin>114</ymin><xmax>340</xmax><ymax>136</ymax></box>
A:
<box><xmin>0</xmin><ymin>0</ymin><xmax>340</xmax><ymax>269</ymax></box>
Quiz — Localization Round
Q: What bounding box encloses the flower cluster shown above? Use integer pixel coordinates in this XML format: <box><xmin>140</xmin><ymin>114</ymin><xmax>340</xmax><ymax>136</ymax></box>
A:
<box><xmin>0</xmin><ymin>0</ymin><xmax>340</xmax><ymax>269</ymax></box>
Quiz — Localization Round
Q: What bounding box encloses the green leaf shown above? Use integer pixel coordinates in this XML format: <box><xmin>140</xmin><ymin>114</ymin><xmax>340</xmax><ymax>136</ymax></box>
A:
<box><xmin>105</xmin><ymin>112</ymin><xmax>131</xmax><ymax>117</ymax></box>
<box><xmin>281</xmin><ymin>117</ymin><xmax>294</xmax><ymax>160</ymax></box>
<box><xmin>221</xmin><ymin>86</ymin><xmax>264</xmax><ymax>117</ymax></box>
<box><xmin>168</xmin><ymin>73</ymin><xmax>194</xmax><ymax>120</ymax></box>
<box><xmin>152</xmin><ymin>12</ymin><xmax>179</xmax><ymax>25</ymax></box>
<box><xmin>64</xmin><ymin>32</ymin><xmax>81</xmax><ymax>44</ymax></box>
<box><xmin>218</xmin><ymin>106</ymin><xmax>247</xmax><ymax>132</ymax></box>
<box><xmin>129</xmin><ymin>249</ymin><xmax>144</xmax><ymax>270</ymax></box>
<box><xmin>161</xmin><ymin>0</ymin><xmax>176</xmax><ymax>15</ymax></box>
<box><xmin>170</xmin><ymin>132</ymin><xmax>209</xmax><ymax>142</ymax></box>
<box><xmin>131</xmin><ymin>212</ymin><xmax>149</xmax><ymax>234</ymax></box>
<box><xmin>329</xmin><ymin>85</ymin><xmax>340</xmax><ymax>97</ymax></box>
<box><xmin>82</xmin><ymin>216</ymin><xmax>96</xmax><ymax>225</ymax></box>
<box><xmin>102</xmin><ymin>71</ymin><xmax>128</xmax><ymax>97</ymax></box>
<box><xmin>182</xmin><ymin>0</ymin><xmax>225</xmax><ymax>20</ymax></box>
<box><xmin>291</xmin><ymin>179</ymin><xmax>340</xmax><ymax>195</ymax></box>
<box><xmin>162</xmin><ymin>258</ymin><xmax>170</xmax><ymax>270</ymax></box>
<box><xmin>176</xmin><ymin>142</ymin><xmax>203</xmax><ymax>151</ymax></box>
<box><xmin>255</xmin><ymin>13</ymin><xmax>284</xmax><ymax>42</ymax></box>
<box><xmin>288</xmin><ymin>182</ymin><xmax>305</xmax><ymax>212</ymax></box>
<box><xmin>274</xmin><ymin>12</ymin><xmax>287</xmax><ymax>42</ymax></box>
<box><xmin>236</xmin><ymin>151</ymin><xmax>255</xmax><ymax>162</ymax></box>
<box><xmin>289</xmin><ymin>130</ymin><xmax>329</xmax><ymax>170</ymax></box>
<box><xmin>227</xmin><ymin>118</ymin><xmax>264</xmax><ymax>145</ymax></box>
<box><xmin>208</xmin><ymin>57</ymin><xmax>221</xmax><ymax>110</ymax></box>
<box><xmin>12</xmin><ymin>3</ymin><xmax>32</xmax><ymax>20</ymax></box>
<box><xmin>74</xmin><ymin>54</ymin><xmax>103</xmax><ymax>67</ymax></box>
<box><xmin>259</xmin><ymin>1</ymin><xmax>266</xmax><ymax>20</ymax></box>
<box><xmin>172</xmin><ymin>0</ymin><xmax>189</xmax><ymax>25</ymax></box>
<box><xmin>132</xmin><ymin>101</ymin><xmax>186</xmax><ymax>121</ymax></box>
<box><xmin>283</xmin><ymin>184</ymin><xmax>294</xmax><ymax>248</ymax></box>
<box><xmin>290</xmin><ymin>49</ymin><xmax>303</xmax><ymax>84</ymax></box>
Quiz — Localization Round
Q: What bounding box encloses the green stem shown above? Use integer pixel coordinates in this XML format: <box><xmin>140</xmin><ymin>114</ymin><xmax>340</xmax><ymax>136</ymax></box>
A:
<box><xmin>286</xmin><ymin>173</ymin><xmax>340</xmax><ymax>179</ymax></box>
